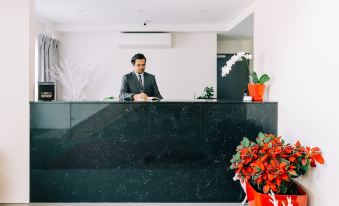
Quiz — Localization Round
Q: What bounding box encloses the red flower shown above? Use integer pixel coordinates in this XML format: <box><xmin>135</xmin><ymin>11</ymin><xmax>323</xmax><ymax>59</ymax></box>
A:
<box><xmin>230</xmin><ymin>132</ymin><xmax>325</xmax><ymax>194</ymax></box>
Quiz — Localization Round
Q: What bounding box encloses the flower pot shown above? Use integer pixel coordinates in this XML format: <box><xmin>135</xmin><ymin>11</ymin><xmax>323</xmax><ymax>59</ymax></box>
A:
<box><xmin>248</xmin><ymin>84</ymin><xmax>265</xmax><ymax>102</ymax></box>
<box><xmin>246</xmin><ymin>182</ymin><xmax>307</xmax><ymax>206</ymax></box>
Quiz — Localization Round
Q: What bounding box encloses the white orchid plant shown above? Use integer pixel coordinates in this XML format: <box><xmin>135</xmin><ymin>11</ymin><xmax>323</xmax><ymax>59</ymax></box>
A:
<box><xmin>221</xmin><ymin>51</ymin><xmax>252</xmax><ymax>77</ymax></box>
<box><xmin>221</xmin><ymin>51</ymin><xmax>270</xmax><ymax>84</ymax></box>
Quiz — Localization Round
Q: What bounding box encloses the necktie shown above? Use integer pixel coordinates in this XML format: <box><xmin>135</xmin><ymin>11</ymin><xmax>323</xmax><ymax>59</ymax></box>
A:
<box><xmin>138</xmin><ymin>75</ymin><xmax>143</xmax><ymax>91</ymax></box>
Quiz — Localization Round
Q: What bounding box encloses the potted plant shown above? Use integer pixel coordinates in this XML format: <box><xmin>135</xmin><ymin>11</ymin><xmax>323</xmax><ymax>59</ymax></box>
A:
<box><xmin>230</xmin><ymin>132</ymin><xmax>324</xmax><ymax>206</ymax></box>
<box><xmin>221</xmin><ymin>52</ymin><xmax>270</xmax><ymax>101</ymax></box>
<box><xmin>197</xmin><ymin>86</ymin><xmax>215</xmax><ymax>99</ymax></box>
<box><xmin>248</xmin><ymin>71</ymin><xmax>270</xmax><ymax>102</ymax></box>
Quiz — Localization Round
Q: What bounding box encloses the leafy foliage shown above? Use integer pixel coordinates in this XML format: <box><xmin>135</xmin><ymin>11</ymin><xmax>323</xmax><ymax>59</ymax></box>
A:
<box><xmin>230</xmin><ymin>132</ymin><xmax>324</xmax><ymax>194</ymax></box>
<box><xmin>104</xmin><ymin>96</ymin><xmax>115</xmax><ymax>100</ymax></box>
<box><xmin>198</xmin><ymin>86</ymin><xmax>215</xmax><ymax>99</ymax></box>
<box><xmin>251</xmin><ymin>71</ymin><xmax>270</xmax><ymax>84</ymax></box>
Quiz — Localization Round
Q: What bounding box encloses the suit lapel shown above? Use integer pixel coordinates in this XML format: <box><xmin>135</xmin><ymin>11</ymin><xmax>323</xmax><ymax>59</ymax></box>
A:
<box><xmin>143</xmin><ymin>73</ymin><xmax>149</xmax><ymax>93</ymax></box>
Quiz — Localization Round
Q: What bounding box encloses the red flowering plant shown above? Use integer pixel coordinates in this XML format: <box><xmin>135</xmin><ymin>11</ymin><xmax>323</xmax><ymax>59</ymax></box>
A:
<box><xmin>230</xmin><ymin>132</ymin><xmax>324</xmax><ymax>194</ymax></box>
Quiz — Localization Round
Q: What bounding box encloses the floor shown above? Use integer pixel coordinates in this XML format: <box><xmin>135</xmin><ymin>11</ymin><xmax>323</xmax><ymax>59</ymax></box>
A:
<box><xmin>0</xmin><ymin>204</ymin><xmax>244</xmax><ymax>206</ymax></box>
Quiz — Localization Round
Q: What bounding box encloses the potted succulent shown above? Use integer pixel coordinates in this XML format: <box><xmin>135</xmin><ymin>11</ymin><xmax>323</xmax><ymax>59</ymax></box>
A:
<box><xmin>230</xmin><ymin>132</ymin><xmax>324</xmax><ymax>206</ymax></box>
<box><xmin>221</xmin><ymin>52</ymin><xmax>270</xmax><ymax>101</ymax></box>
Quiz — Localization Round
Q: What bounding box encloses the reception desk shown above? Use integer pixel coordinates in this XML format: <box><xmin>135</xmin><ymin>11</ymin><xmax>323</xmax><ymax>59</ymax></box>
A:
<box><xmin>30</xmin><ymin>100</ymin><xmax>277</xmax><ymax>202</ymax></box>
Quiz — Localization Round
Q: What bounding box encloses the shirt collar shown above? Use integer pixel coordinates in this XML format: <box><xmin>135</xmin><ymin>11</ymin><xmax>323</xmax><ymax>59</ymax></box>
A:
<box><xmin>134</xmin><ymin>71</ymin><xmax>144</xmax><ymax>78</ymax></box>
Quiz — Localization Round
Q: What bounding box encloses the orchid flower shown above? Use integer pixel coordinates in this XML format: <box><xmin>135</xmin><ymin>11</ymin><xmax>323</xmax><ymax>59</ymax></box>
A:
<box><xmin>221</xmin><ymin>51</ymin><xmax>252</xmax><ymax>77</ymax></box>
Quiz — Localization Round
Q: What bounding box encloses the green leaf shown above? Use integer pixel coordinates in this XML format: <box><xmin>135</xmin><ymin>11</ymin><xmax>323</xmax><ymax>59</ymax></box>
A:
<box><xmin>105</xmin><ymin>96</ymin><xmax>115</xmax><ymax>100</ymax></box>
<box><xmin>251</xmin><ymin>71</ymin><xmax>259</xmax><ymax>83</ymax></box>
<box><xmin>280</xmin><ymin>158</ymin><xmax>290</xmax><ymax>166</ymax></box>
<box><xmin>230</xmin><ymin>153</ymin><xmax>240</xmax><ymax>163</ymax></box>
<box><xmin>256</xmin><ymin>137</ymin><xmax>261</xmax><ymax>144</ymax></box>
<box><xmin>299</xmin><ymin>165</ymin><xmax>308</xmax><ymax>175</ymax></box>
<box><xmin>235</xmin><ymin>152</ymin><xmax>240</xmax><ymax>159</ymax></box>
<box><xmin>255</xmin><ymin>166</ymin><xmax>262</xmax><ymax>173</ymax></box>
<box><xmin>258</xmin><ymin>74</ymin><xmax>270</xmax><ymax>84</ymax></box>
<box><xmin>258</xmin><ymin>132</ymin><xmax>265</xmax><ymax>139</ymax></box>
<box><xmin>280</xmin><ymin>184</ymin><xmax>288</xmax><ymax>194</ymax></box>
<box><xmin>230</xmin><ymin>158</ymin><xmax>235</xmax><ymax>163</ymax></box>
<box><xmin>268</xmin><ymin>142</ymin><xmax>272</xmax><ymax>148</ymax></box>
<box><xmin>264</xmin><ymin>137</ymin><xmax>271</xmax><ymax>143</ymax></box>
<box><xmin>242</xmin><ymin>137</ymin><xmax>250</xmax><ymax>147</ymax></box>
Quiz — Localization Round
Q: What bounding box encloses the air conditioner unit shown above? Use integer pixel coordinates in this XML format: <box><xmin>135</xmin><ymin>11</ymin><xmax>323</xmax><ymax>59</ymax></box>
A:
<box><xmin>117</xmin><ymin>32</ymin><xmax>172</xmax><ymax>48</ymax></box>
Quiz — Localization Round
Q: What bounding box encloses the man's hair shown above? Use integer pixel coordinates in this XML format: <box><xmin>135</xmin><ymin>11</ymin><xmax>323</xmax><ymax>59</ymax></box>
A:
<box><xmin>131</xmin><ymin>53</ymin><xmax>146</xmax><ymax>65</ymax></box>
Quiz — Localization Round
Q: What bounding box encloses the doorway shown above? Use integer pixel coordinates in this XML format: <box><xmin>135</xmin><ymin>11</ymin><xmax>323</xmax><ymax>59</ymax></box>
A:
<box><xmin>217</xmin><ymin>54</ymin><xmax>249</xmax><ymax>101</ymax></box>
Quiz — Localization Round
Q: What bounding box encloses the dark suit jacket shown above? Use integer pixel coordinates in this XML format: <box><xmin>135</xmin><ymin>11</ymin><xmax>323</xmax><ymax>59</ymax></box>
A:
<box><xmin>119</xmin><ymin>72</ymin><xmax>163</xmax><ymax>101</ymax></box>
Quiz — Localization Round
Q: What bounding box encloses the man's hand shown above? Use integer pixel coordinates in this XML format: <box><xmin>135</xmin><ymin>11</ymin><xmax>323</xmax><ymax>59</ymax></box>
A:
<box><xmin>133</xmin><ymin>92</ymin><xmax>148</xmax><ymax>101</ymax></box>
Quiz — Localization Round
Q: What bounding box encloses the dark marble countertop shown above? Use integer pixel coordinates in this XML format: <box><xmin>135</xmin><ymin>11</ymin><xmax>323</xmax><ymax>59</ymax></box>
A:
<box><xmin>30</xmin><ymin>99</ymin><xmax>278</xmax><ymax>202</ymax></box>
<box><xmin>30</xmin><ymin>99</ymin><xmax>277</xmax><ymax>104</ymax></box>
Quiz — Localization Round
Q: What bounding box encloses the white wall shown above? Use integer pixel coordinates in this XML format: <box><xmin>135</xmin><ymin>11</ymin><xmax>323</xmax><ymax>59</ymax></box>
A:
<box><xmin>0</xmin><ymin>0</ymin><xmax>32</xmax><ymax>203</ymax></box>
<box><xmin>254</xmin><ymin>1</ymin><xmax>339</xmax><ymax>205</ymax></box>
<box><xmin>34</xmin><ymin>19</ymin><xmax>47</xmax><ymax>34</ymax></box>
<box><xmin>59</xmin><ymin>32</ymin><xmax>217</xmax><ymax>100</ymax></box>
<box><xmin>217</xmin><ymin>39</ymin><xmax>253</xmax><ymax>54</ymax></box>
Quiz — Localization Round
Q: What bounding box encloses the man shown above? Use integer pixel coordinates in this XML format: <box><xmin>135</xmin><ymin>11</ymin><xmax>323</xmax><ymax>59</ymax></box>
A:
<box><xmin>119</xmin><ymin>53</ymin><xmax>163</xmax><ymax>101</ymax></box>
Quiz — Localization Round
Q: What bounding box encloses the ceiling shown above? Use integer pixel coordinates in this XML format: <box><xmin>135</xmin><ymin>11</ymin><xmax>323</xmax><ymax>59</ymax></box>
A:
<box><xmin>35</xmin><ymin>0</ymin><xmax>254</xmax><ymax>37</ymax></box>
<box><xmin>218</xmin><ymin>13</ymin><xmax>253</xmax><ymax>40</ymax></box>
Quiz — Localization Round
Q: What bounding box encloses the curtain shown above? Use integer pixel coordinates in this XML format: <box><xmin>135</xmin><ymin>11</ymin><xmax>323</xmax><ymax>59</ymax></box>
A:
<box><xmin>38</xmin><ymin>34</ymin><xmax>60</xmax><ymax>82</ymax></box>
<box><xmin>38</xmin><ymin>34</ymin><xmax>61</xmax><ymax>99</ymax></box>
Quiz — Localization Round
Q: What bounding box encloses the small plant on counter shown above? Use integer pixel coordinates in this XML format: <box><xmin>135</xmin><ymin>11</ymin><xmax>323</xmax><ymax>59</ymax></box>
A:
<box><xmin>197</xmin><ymin>86</ymin><xmax>215</xmax><ymax>99</ymax></box>
<box><xmin>104</xmin><ymin>96</ymin><xmax>116</xmax><ymax>100</ymax></box>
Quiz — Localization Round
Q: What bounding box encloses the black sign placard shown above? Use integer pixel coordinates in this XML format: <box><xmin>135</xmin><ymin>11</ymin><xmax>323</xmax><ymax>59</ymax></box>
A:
<box><xmin>38</xmin><ymin>82</ymin><xmax>55</xmax><ymax>101</ymax></box>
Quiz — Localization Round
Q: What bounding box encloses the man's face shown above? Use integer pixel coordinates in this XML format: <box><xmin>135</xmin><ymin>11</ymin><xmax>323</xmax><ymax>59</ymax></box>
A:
<box><xmin>133</xmin><ymin>59</ymin><xmax>146</xmax><ymax>74</ymax></box>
